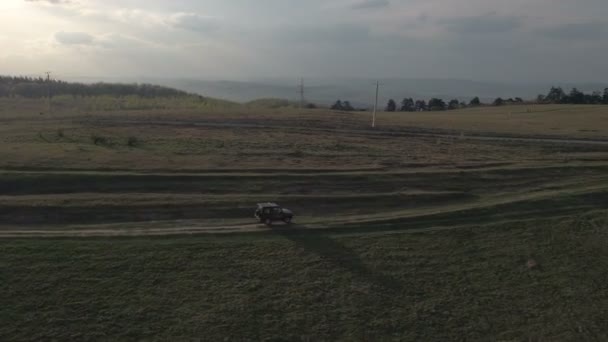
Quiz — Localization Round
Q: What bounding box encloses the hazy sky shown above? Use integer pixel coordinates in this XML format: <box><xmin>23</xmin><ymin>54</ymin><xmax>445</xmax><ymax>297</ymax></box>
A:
<box><xmin>1</xmin><ymin>0</ymin><xmax>607</xmax><ymax>82</ymax></box>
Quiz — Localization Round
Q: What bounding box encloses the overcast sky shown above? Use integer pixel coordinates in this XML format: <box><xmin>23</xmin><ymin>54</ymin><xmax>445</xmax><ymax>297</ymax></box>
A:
<box><xmin>1</xmin><ymin>0</ymin><xmax>607</xmax><ymax>82</ymax></box>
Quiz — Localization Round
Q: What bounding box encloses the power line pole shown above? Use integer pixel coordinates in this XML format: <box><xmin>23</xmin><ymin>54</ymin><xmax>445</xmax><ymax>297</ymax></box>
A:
<box><xmin>372</xmin><ymin>81</ymin><xmax>379</xmax><ymax>128</ymax></box>
<box><xmin>45</xmin><ymin>71</ymin><xmax>52</xmax><ymax>114</ymax></box>
<box><xmin>299</xmin><ymin>78</ymin><xmax>305</xmax><ymax>110</ymax></box>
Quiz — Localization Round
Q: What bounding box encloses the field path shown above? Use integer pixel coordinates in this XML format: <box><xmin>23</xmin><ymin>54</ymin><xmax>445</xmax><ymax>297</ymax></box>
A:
<box><xmin>99</xmin><ymin>119</ymin><xmax>608</xmax><ymax>146</ymax></box>
<box><xmin>3</xmin><ymin>181</ymin><xmax>606</xmax><ymax>238</ymax></box>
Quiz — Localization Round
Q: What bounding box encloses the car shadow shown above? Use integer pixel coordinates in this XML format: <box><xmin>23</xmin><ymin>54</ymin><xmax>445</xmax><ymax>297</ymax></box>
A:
<box><xmin>270</xmin><ymin>225</ymin><xmax>403</xmax><ymax>294</ymax></box>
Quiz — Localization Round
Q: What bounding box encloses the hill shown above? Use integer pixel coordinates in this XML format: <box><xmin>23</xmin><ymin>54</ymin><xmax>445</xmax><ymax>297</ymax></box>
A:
<box><xmin>74</xmin><ymin>77</ymin><xmax>608</xmax><ymax>107</ymax></box>
<box><xmin>0</xmin><ymin>76</ymin><xmax>192</xmax><ymax>99</ymax></box>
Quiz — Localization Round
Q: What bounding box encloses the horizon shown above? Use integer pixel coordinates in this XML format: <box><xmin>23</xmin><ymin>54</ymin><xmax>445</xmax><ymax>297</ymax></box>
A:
<box><xmin>3</xmin><ymin>73</ymin><xmax>607</xmax><ymax>106</ymax></box>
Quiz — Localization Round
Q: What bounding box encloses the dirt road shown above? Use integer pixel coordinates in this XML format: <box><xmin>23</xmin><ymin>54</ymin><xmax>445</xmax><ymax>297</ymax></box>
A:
<box><xmin>3</xmin><ymin>182</ymin><xmax>606</xmax><ymax>238</ymax></box>
<box><xmin>97</xmin><ymin>119</ymin><xmax>608</xmax><ymax>146</ymax></box>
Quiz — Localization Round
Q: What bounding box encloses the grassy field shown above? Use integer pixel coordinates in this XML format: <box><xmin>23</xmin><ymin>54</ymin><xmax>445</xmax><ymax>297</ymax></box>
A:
<box><xmin>3</xmin><ymin>214</ymin><xmax>608</xmax><ymax>340</ymax></box>
<box><xmin>2</xmin><ymin>97</ymin><xmax>608</xmax><ymax>340</ymax></box>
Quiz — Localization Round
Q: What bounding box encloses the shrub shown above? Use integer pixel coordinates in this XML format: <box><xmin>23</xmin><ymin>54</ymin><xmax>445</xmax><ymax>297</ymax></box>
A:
<box><xmin>92</xmin><ymin>135</ymin><xmax>109</xmax><ymax>146</ymax></box>
<box><xmin>127</xmin><ymin>136</ymin><xmax>139</xmax><ymax>147</ymax></box>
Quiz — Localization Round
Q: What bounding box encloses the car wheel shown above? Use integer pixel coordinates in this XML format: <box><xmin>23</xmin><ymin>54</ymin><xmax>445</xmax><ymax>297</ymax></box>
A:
<box><xmin>283</xmin><ymin>217</ymin><xmax>292</xmax><ymax>224</ymax></box>
<box><xmin>265</xmin><ymin>219</ymin><xmax>272</xmax><ymax>226</ymax></box>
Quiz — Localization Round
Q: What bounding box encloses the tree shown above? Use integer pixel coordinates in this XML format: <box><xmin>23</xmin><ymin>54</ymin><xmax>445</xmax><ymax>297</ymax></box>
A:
<box><xmin>448</xmin><ymin>99</ymin><xmax>460</xmax><ymax>110</ymax></box>
<box><xmin>545</xmin><ymin>87</ymin><xmax>567</xmax><ymax>104</ymax></box>
<box><xmin>343</xmin><ymin>101</ymin><xmax>355</xmax><ymax>111</ymax></box>
<box><xmin>386</xmin><ymin>99</ymin><xmax>397</xmax><ymax>112</ymax></box>
<box><xmin>603</xmin><ymin>88</ymin><xmax>608</xmax><ymax>104</ymax></box>
<box><xmin>400</xmin><ymin>98</ymin><xmax>415</xmax><ymax>112</ymax></box>
<box><xmin>536</xmin><ymin>94</ymin><xmax>546</xmax><ymax>103</ymax></box>
<box><xmin>330</xmin><ymin>100</ymin><xmax>344</xmax><ymax>110</ymax></box>
<box><xmin>469</xmin><ymin>97</ymin><xmax>481</xmax><ymax>106</ymax></box>
<box><xmin>568</xmin><ymin>88</ymin><xmax>585</xmax><ymax>104</ymax></box>
<box><xmin>428</xmin><ymin>98</ymin><xmax>446</xmax><ymax>111</ymax></box>
<box><xmin>12</xmin><ymin>83</ymin><xmax>42</xmax><ymax>98</ymax></box>
<box><xmin>0</xmin><ymin>84</ymin><xmax>9</xmax><ymax>97</ymax></box>
<box><xmin>493</xmin><ymin>97</ymin><xmax>504</xmax><ymax>106</ymax></box>
<box><xmin>589</xmin><ymin>91</ymin><xmax>603</xmax><ymax>104</ymax></box>
<box><xmin>514</xmin><ymin>97</ymin><xmax>524</xmax><ymax>103</ymax></box>
<box><xmin>414</xmin><ymin>100</ymin><xmax>427</xmax><ymax>112</ymax></box>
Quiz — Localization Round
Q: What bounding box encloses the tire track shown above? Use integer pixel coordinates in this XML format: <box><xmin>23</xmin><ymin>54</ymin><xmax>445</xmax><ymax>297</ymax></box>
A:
<box><xmin>3</xmin><ymin>185</ymin><xmax>606</xmax><ymax>238</ymax></box>
<box><xmin>94</xmin><ymin>119</ymin><xmax>608</xmax><ymax>146</ymax></box>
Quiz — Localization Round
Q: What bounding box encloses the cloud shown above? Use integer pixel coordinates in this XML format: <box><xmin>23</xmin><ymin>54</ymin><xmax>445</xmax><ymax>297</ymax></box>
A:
<box><xmin>166</xmin><ymin>12</ymin><xmax>217</xmax><ymax>32</ymax></box>
<box><xmin>96</xmin><ymin>33</ymin><xmax>151</xmax><ymax>49</ymax></box>
<box><xmin>24</xmin><ymin>0</ymin><xmax>72</xmax><ymax>4</ymax></box>
<box><xmin>276</xmin><ymin>24</ymin><xmax>371</xmax><ymax>44</ymax></box>
<box><xmin>440</xmin><ymin>12</ymin><xmax>523</xmax><ymax>34</ymax></box>
<box><xmin>537</xmin><ymin>22</ymin><xmax>607</xmax><ymax>40</ymax></box>
<box><xmin>55</xmin><ymin>31</ymin><xmax>95</xmax><ymax>45</ymax></box>
<box><xmin>6</xmin><ymin>0</ymin><xmax>608</xmax><ymax>83</ymax></box>
<box><xmin>352</xmin><ymin>0</ymin><xmax>390</xmax><ymax>10</ymax></box>
<box><xmin>53</xmin><ymin>30</ymin><xmax>157</xmax><ymax>50</ymax></box>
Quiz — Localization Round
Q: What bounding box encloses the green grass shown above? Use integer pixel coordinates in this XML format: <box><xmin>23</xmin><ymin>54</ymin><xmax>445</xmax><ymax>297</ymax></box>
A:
<box><xmin>0</xmin><ymin>95</ymin><xmax>239</xmax><ymax>113</ymax></box>
<box><xmin>380</xmin><ymin>104</ymin><xmax>608</xmax><ymax>139</ymax></box>
<box><xmin>245</xmin><ymin>98</ymin><xmax>298</xmax><ymax>108</ymax></box>
<box><xmin>2</xmin><ymin>98</ymin><xmax>608</xmax><ymax>339</ymax></box>
<box><xmin>2</xmin><ymin>97</ymin><xmax>608</xmax><ymax>172</ymax></box>
<box><xmin>2</xmin><ymin>213</ymin><xmax>607</xmax><ymax>340</ymax></box>
<box><xmin>1</xmin><ymin>164</ymin><xmax>606</xmax><ymax>227</ymax></box>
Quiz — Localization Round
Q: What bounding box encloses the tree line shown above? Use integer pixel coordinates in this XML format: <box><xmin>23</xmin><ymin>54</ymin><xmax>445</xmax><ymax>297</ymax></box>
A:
<box><xmin>0</xmin><ymin>76</ymin><xmax>191</xmax><ymax>99</ymax></box>
<box><xmin>330</xmin><ymin>86</ymin><xmax>608</xmax><ymax>112</ymax></box>
<box><xmin>537</xmin><ymin>87</ymin><xmax>608</xmax><ymax>105</ymax></box>
<box><xmin>331</xmin><ymin>96</ymin><xmax>491</xmax><ymax>112</ymax></box>
<box><xmin>330</xmin><ymin>96</ymin><xmax>523</xmax><ymax>112</ymax></box>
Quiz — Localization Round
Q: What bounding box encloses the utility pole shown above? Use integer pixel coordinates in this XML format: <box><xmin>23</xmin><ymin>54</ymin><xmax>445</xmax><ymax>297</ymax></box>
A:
<box><xmin>372</xmin><ymin>81</ymin><xmax>379</xmax><ymax>128</ymax></box>
<box><xmin>45</xmin><ymin>71</ymin><xmax>52</xmax><ymax>114</ymax></box>
<box><xmin>298</xmin><ymin>78</ymin><xmax>305</xmax><ymax>110</ymax></box>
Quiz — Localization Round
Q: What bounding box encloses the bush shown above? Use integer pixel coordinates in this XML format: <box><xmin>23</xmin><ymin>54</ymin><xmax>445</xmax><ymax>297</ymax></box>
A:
<box><xmin>127</xmin><ymin>136</ymin><xmax>139</xmax><ymax>147</ymax></box>
<box><xmin>92</xmin><ymin>135</ymin><xmax>109</xmax><ymax>146</ymax></box>
<box><xmin>290</xmin><ymin>149</ymin><xmax>305</xmax><ymax>158</ymax></box>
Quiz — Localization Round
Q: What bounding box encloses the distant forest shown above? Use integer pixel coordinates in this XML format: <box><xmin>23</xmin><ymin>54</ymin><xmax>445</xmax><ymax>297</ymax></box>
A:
<box><xmin>0</xmin><ymin>76</ymin><xmax>191</xmax><ymax>98</ymax></box>
<box><xmin>332</xmin><ymin>87</ymin><xmax>608</xmax><ymax>112</ymax></box>
<box><xmin>537</xmin><ymin>87</ymin><xmax>608</xmax><ymax>105</ymax></box>
<box><xmin>2</xmin><ymin>76</ymin><xmax>608</xmax><ymax>110</ymax></box>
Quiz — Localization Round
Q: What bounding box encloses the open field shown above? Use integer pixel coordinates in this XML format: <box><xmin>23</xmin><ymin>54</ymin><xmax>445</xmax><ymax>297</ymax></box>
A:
<box><xmin>3</xmin><ymin>213</ymin><xmax>608</xmax><ymax>340</ymax></box>
<box><xmin>2</xmin><ymin>97</ymin><xmax>608</xmax><ymax>339</ymax></box>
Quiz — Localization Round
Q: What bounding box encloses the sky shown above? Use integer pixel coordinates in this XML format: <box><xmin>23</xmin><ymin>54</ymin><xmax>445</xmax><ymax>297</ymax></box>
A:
<box><xmin>1</xmin><ymin>0</ymin><xmax>607</xmax><ymax>83</ymax></box>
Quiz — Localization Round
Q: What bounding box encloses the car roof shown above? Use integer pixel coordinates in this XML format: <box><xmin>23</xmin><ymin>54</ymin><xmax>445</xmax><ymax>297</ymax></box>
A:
<box><xmin>257</xmin><ymin>202</ymin><xmax>280</xmax><ymax>208</ymax></box>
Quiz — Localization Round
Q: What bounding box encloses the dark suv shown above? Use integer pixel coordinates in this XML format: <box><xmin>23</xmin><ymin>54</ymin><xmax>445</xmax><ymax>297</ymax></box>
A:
<box><xmin>255</xmin><ymin>203</ymin><xmax>294</xmax><ymax>225</ymax></box>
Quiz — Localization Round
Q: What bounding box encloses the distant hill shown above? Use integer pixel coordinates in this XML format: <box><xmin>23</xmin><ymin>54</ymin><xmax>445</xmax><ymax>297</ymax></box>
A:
<box><xmin>127</xmin><ymin>78</ymin><xmax>608</xmax><ymax>107</ymax></box>
<box><xmin>245</xmin><ymin>98</ymin><xmax>299</xmax><ymax>108</ymax></box>
<box><xmin>61</xmin><ymin>76</ymin><xmax>608</xmax><ymax>107</ymax></box>
<box><xmin>0</xmin><ymin>76</ymin><xmax>192</xmax><ymax>99</ymax></box>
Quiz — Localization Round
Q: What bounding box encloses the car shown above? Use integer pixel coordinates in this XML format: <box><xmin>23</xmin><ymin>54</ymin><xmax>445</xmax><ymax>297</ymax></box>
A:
<box><xmin>254</xmin><ymin>203</ymin><xmax>294</xmax><ymax>225</ymax></box>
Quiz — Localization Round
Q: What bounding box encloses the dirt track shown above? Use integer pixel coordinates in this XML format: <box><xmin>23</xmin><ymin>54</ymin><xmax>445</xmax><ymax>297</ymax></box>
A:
<box><xmin>99</xmin><ymin>119</ymin><xmax>608</xmax><ymax>146</ymax></box>
<box><xmin>3</xmin><ymin>111</ymin><xmax>608</xmax><ymax>239</ymax></box>
<box><xmin>3</xmin><ymin>181</ymin><xmax>606</xmax><ymax>238</ymax></box>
